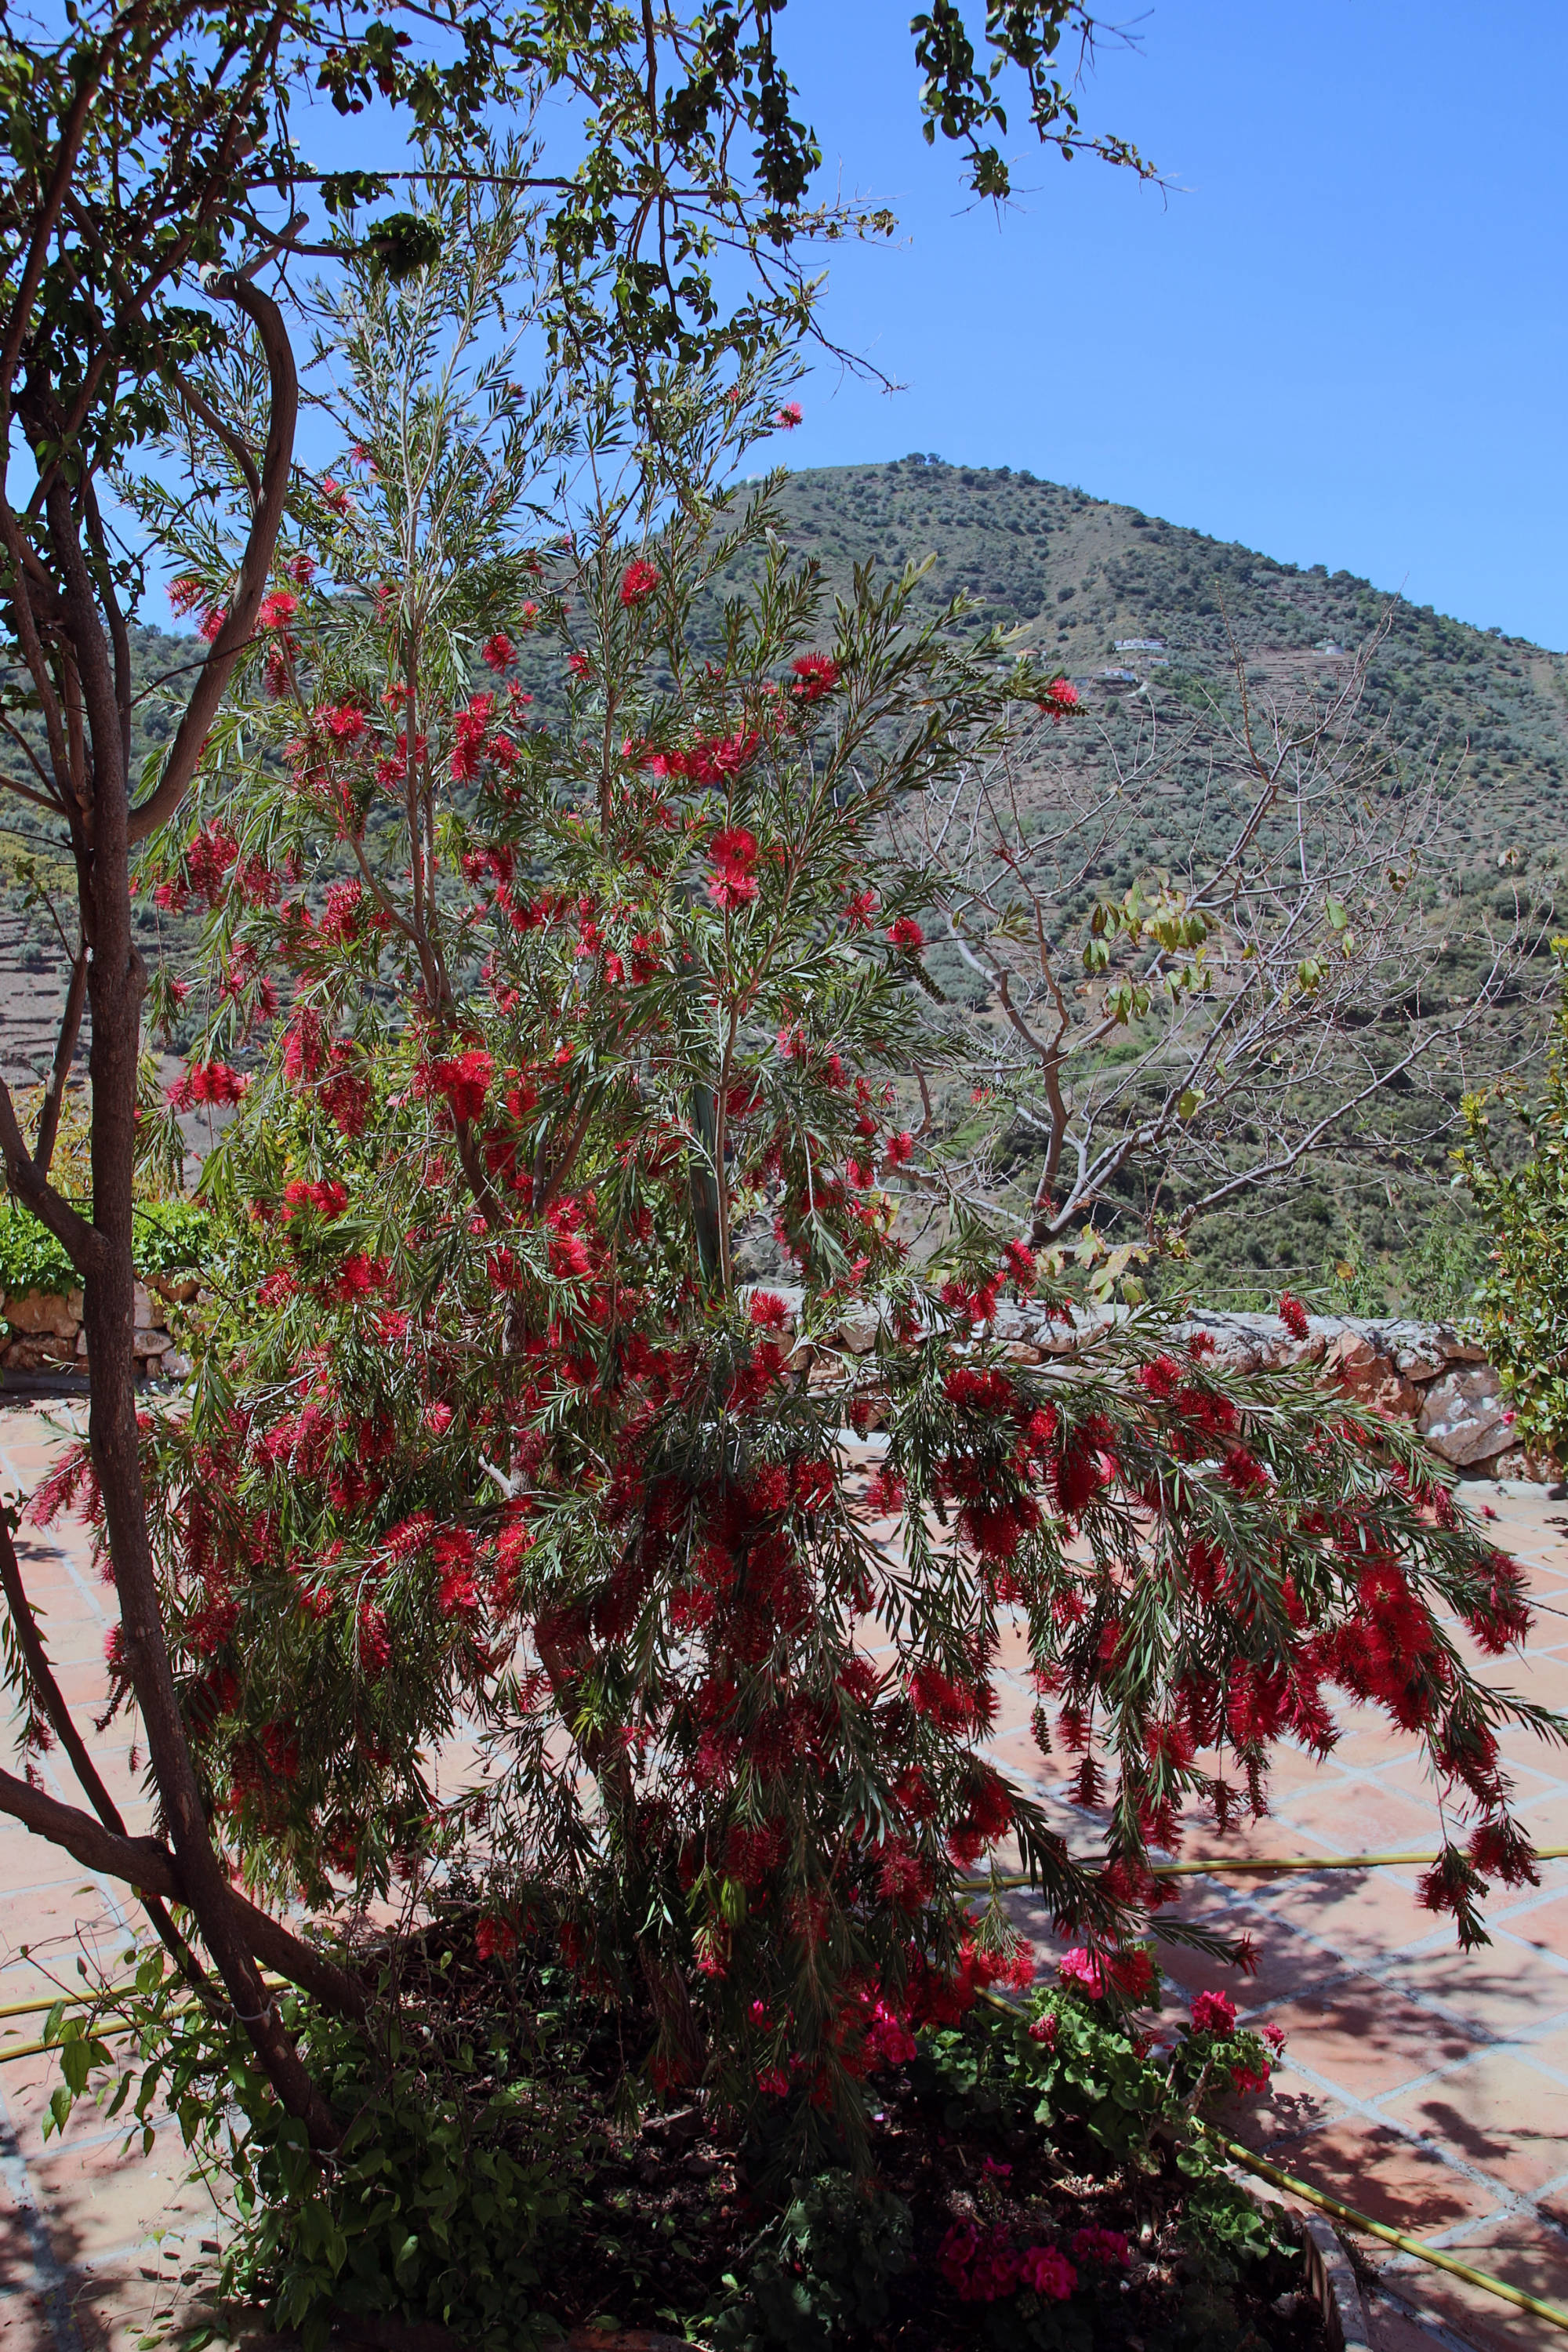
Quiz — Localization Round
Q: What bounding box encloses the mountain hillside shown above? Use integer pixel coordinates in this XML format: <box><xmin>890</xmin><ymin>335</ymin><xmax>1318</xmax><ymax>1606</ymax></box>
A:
<box><xmin>757</xmin><ymin>456</ymin><xmax>1568</xmax><ymax>865</ymax></box>
<box><xmin>1</xmin><ymin>464</ymin><xmax>1560</xmax><ymax>1310</ymax></box>
<box><xmin>744</xmin><ymin>461</ymin><xmax>1566</xmax><ymax>1305</ymax></box>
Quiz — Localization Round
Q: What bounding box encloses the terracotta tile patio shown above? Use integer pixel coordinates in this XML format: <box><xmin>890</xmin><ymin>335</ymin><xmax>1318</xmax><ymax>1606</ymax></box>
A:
<box><xmin>3</xmin><ymin>1402</ymin><xmax>1568</xmax><ymax>2347</ymax></box>
<box><xmin>986</xmin><ymin>1479</ymin><xmax>1568</xmax><ymax>2350</ymax></box>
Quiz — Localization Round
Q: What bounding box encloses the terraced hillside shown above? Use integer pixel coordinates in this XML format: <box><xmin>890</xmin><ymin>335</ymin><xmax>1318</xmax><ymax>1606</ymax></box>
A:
<box><xmin>1</xmin><ymin>466</ymin><xmax>1560</xmax><ymax>1305</ymax></box>
<box><xmin>743</xmin><ymin>462</ymin><xmax>1568</xmax><ymax>1303</ymax></box>
<box><xmin>762</xmin><ymin>457</ymin><xmax>1568</xmax><ymax>851</ymax></box>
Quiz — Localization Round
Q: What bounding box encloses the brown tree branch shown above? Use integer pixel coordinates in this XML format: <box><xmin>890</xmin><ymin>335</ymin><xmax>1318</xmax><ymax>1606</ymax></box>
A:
<box><xmin>126</xmin><ymin>274</ymin><xmax>298</xmax><ymax>844</ymax></box>
<box><xmin>33</xmin><ymin>942</ymin><xmax>88</xmax><ymax>1178</ymax></box>
<box><xmin>0</xmin><ymin>1765</ymin><xmax>366</xmax><ymax>2019</ymax></box>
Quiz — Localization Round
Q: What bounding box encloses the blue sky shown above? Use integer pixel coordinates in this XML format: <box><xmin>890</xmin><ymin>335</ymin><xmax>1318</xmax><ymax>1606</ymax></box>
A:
<box><xmin>771</xmin><ymin>0</ymin><xmax>1568</xmax><ymax>648</ymax></box>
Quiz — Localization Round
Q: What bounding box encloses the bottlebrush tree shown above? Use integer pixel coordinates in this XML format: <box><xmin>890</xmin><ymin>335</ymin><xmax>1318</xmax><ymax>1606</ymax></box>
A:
<box><xmin>114</xmin><ymin>221</ymin><xmax>1560</xmax><ymax>2164</ymax></box>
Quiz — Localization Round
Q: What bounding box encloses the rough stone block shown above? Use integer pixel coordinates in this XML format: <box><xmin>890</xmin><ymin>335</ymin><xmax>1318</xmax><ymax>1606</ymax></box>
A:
<box><xmin>4</xmin><ymin>1289</ymin><xmax>82</xmax><ymax>1338</ymax></box>
<box><xmin>1417</xmin><ymin>1366</ymin><xmax>1514</xmax><ymax>1466</ymax></box>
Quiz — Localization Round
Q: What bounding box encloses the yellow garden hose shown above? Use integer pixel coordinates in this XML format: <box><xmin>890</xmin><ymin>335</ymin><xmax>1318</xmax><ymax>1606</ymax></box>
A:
<box><xmin>1221</xmin><ymin>2136</ymin><xmax>1568</xmax><ymax>2333</ymax></box>
<box><xmin>965</xmin><ymin>1845</ymin><xmax>1568</xmax><ymax>1893</ymax></box>
<box><xmin>0</xmin><ymin>1973</ymin><xmax>286</xmax><ymax>2057</ymax></box>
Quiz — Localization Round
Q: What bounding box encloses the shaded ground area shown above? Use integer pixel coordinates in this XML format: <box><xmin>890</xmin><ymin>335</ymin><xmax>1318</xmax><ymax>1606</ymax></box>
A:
<box><xmin>959</xmin><ymin>1481</ymin><xmax>1568</xmax><ymax>2352</ymax></box>
<box><xmin>2</xmin><ymin>1404</ymin><xmax>1566</xmax><ymax>2349</ymax></box>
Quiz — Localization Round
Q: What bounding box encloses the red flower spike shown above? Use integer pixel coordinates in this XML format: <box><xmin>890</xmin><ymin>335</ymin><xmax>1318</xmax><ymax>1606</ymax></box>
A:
<box><xmin>619</xmin><ymin>558</ymin><xmax>659</xmax><ymax>606</ymax></box>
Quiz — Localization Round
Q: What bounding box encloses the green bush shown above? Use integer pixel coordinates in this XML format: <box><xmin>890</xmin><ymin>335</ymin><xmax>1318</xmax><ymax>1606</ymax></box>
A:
<box><xmin>0</xmin><ymin>1198</ymin><xmax>219</xmax><ymax>1302</ymax></box>
<box><xmin>0</xmin><ymin>1204</ymin><xmax>77</xmax><ymax>1299</ymax></box>
<box><xmin>1458</xmin><ymin>940</ymin><xmax>1568</xmax><ymax>1460</ymax></box>
<box><xmin>43</xmin><ymin>1954</ymin><xmax>581</xmax><ymax>2352</ymax></box>
<box><xmin>706</xmin><ymin>2174</ymin><xmax>913</xmax><ymax>2351</ymax></box>
<box><xmin>231</xmin><ymin>2008</ymin><xmax>575</xmax><ymax>2352</ymax></box>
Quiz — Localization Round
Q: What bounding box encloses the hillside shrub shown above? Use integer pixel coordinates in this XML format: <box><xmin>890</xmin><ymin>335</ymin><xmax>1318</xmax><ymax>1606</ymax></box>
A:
<box><xmin>1458</xmin><ymin>938</ymin><xmax>1568</xmax><ymax>1460</ymax></box>
<box><xmin>0</xmin><ymin>1199</ymin><xmax>217</xmax><ymax>1301</ymax></box>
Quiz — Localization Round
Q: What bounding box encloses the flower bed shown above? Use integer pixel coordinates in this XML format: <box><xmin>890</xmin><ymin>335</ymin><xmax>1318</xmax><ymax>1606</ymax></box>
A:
<box><xmin>107</xmin><ymin>1922</ymin><xmax>1327</xmax><ymax>2352</ymax></box>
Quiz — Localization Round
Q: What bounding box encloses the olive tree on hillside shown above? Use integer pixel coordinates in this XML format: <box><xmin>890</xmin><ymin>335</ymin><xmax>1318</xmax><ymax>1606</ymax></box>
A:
<box><xmin>917</xmin><ymin>648</ymin><xmax>1530</xmax><ymax>1272</ymax></box>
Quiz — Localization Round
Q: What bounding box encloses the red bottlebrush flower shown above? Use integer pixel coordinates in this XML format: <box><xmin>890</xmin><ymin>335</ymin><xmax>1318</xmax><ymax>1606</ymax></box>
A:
<box><xmin>707</xmin><ymin>831</ymin><xmax>760</xmax><ymax>909</ymax></box>
<box><xmin>1138</xmin><ymin>1352</ymin><xmax>1183</xmax><ymax>1400</ymax></box>
<box><xmin>419</xmin><ymin>1047</ymin><xmax>494</xmax><ymax>1125</ymax></box>
<box><xmin>282</xmin><ymin>1177</ymin><xmax>349</xmax><ymax>1222</ymax></box>
<box><xmin>170</xmin><ymin>1060</ymin><xmax>246</xmax><ymax>1109</ymax></box>
<box><xmin>907</xmin><ymin>1663</ymin><xmax>978</xmax><ymax>1730</ymax></box>
<box><xmin>287</xmin><ymin>553</ymin><xmax>315</xmax><ymax>585</ymax></box>
<box><xmin>946</xmin><ymin>1763</ymin><xmax>1014</xmax><ymax>1867</ymax></box>
<box><xmin>236</xmin><ymin>855</ymin><xmax>281</xmax><ymax>906</ymax></box>
<box><xmin>1108</xmin><ymin>1945</ymin><xmax>1156</xmax><ymax>2000</ymax></box>
<box><xmin>198</xmin><ymin>605</ymin><xmax>227</xmax><ymax>642</ymax></box>
<box><xmin>257</xmin><ymin>589</ymin><xmax>298</xmax><ymax>630</ymax></box>
<box><xmin>775</xmin><ymin>401</ymin><xmax>803</xmax><ymax>428</ymax></box>
<box><xmin>843</xmin><ymin>887</ymin><xmax>877</xmax><ymax>927</ymax></box>
<box><xmin>1221</xmin><ymin>1445</ymin><xmax>1269</xmax><ymax>1494</ymax></box>
<box><xmin>863</xmin><ymin>1467</ymin><xmax>906</xmax><ymax>1516</ymax></box>
<box><xmin>749</xmin><ymin>1291</ymin><xmax>789</xmax><ymax>1330</ymax></box>
<box><xmin>434</xmin><ymin>1527</ymin><xmax>480</xmax><ymax>1616</ymax></box>
<box><xmin>1190</xmin><ymin>1988</ymin><xmax>1237</xmax><ymax>2035</ymax></box>
<box><xmin>884</xmin><ymin>1130</ymin><xmax>914</xmax><ymax>1166</ymax></box>
<box><xmin>1278</xmin><ymin>1291</ymin><xmax>1310</xmax><ymax>1341</ymax></box>
<box><xmin>887</xmin><ymin>916</ymin><xmax>924</xmax><ymax>950</ymax></box>
<box><xmin>256</xmin><ymin>1269</ymin><xmax>298</xmax><ymax>1309</ymax></box>
<box><xmin>791</xmin><ymin>652</ymin><xmax>839</xmax><ymax>700</ymax></box>
<box><xmin>278</xmin><ymin>1009</ymin><xmax>339</xmax><ymax>1094</ymax></box>
<box><xmin>1003</xmin><ymin>1238</ymin><xmax>1036</xmax><ymax>1289</ymax></box>
<box><xmin>1416</xmin><ymin>1843</ymin><xmax>1484</xmax><ymax>1919</ymax></box>
<box><xmin>319</xmin><ymin>877</ymin><xmax>366</xmax><ymax>946</ymax></box>
<box><xmin>321</xmin><ymin>1060</ymin><xmax>372</xmax><ymax>1138</ymax></box>
<box><xmin>185</xmin><ymin>821</ymin><xmax>238</xmax><ymax>903</ymax></box>
<box><xmin>474</xmin><ymin>1915</ymin><xmax>517</xmax><ymax>1961</ymax></box>
<box><xmin>481</xmin><ymin>632</ymin><xmax>516</xmax><ymax>671</ymax></box>
<box><xmin>619</xmin><ymin>557</ymin><xmax>659</xmax><ymax>605</ymax></box>
<box><xmin>358</xmin><ymin>1603</ymin><xmax>390</xmax><ymax>1677</ymax></box>
<box><xmin>331</xmin><ymin>1252</ymin><xmax>389</xmax><ymax>1304</ymax></box>
<box><xmin>710</xmin><ymin>826</ymin><xmax>757</xmax><ymax>873</ymax></box>
<box><xmin>318</xmin><ymin>702</ymin><xmax>367</xmax><ymax>742</ymax></box>
<box><xmin>1039</xmin><ymin>676</ymin><xmax>1080</xmax><ymax>719</ymax></box>
<box><xmin>566</xmin><ymin>651</ymin><xmax>592</xmax><ymax>681</ymax></box>
<box><xmin>1468</xmin><ymin>1817</ymin><xmax>1540</xmax><ymax>1887</ymax></box>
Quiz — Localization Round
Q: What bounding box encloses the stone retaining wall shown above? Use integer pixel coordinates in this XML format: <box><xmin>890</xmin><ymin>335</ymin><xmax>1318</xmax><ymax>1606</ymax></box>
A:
<box><xmin>2</xmin><ymin>1274</ymin><xmax>197</xmax><ymax>1379</ymax></box>
<box><xmin>1170</xmin><ymin>1308</ymin><xmax>1540</xmax><ymax>1477</ymax></box>
<box><xmin>1</xmin><ymin>1284</ymin><xmax>1547</xmax><ymax>1475</ymax></box>
<box><xmin>767</xmin><ymin>1290</ymin><xmax>1548</xmax><ymax>1481</ymax></box>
